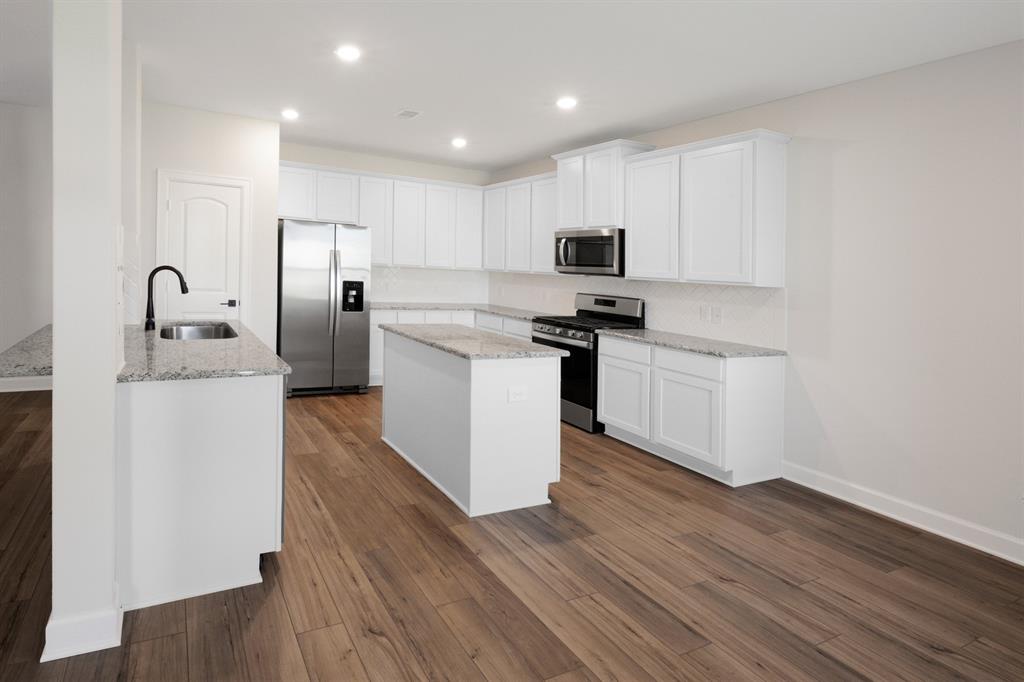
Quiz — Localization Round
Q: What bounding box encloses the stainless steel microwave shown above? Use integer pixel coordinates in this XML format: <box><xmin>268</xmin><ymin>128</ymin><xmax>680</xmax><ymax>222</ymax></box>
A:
<box><xmin>554</xmin><ymin>228</ymin><xmax>624</xmax><ymax>276</ymax></box>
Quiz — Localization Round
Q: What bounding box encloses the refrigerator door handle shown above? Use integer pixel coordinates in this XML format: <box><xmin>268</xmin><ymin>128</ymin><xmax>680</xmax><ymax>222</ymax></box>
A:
<box><xmin>328</xmin><ymin>249</ymin><xmax>337</xmax><ymax>335</ymax></box>
<box><xmin>333</xmin><ymin>249</ymin><xmax>342</xmax><ymax>336</ymax></box>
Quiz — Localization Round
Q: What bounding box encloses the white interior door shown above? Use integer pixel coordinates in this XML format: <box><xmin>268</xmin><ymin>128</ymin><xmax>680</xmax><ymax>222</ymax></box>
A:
<box><xmin>159</xmin><ymin>172</ymin><xmax>251</xmax><ymax>321</ymax></box>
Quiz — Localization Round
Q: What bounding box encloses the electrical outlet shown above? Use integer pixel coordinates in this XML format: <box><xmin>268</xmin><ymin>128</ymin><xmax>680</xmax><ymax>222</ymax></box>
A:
<box><xmin>700</xmin><ymin>303</ymin><xmax>711</xmax><ymax>321</ymax></box>
<box><xmin>508</xmin><ymin>386</ymin><xmax>528</xmax><ymax>403</ymax></box>
<box><xmin>710</xmin><ymin>305</ymin><xmax>723</xmax><ymax>324</ymax></box>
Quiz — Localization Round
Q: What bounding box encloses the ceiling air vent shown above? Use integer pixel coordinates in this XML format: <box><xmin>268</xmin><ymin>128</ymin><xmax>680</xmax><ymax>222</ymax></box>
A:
<box><xmin>396</xmin><ymin>109</ymin><xmax>421</xmax><ymax>119</ymax></box>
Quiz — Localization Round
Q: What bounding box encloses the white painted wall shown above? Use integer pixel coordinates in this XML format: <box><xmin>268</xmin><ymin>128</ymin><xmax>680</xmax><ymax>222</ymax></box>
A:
<box><xmin>45</xmin><ymin>0</ymin><xmax>123</xmax><ymax>660</ymax></box>
<box><xmin>121</xmin><ymin>43</ymin><xmax>142</xmax><ymax>324</ymax></box>
<box><xmin>140</xmin><ymin>101</ymin><xmax>279</xmax><ymax>345</ymax></box>
<box><xmin>372</xmin><ymin>266</ymin><xmax>489</xmax><ymax>304</ymax></box>
<box><xmin>491</xmin><ymin>42</ymin><xmax>1024</xmax><ymax>562</ymax></box>
<box><xmin>281</xmin><ymin>141</ymin><xmax>490</xmax><ymax>186</ymax></box>
<box><xmin>0</xmin><ymin>101</ymin><xmax>51</xmax><ymax>352</ymax></box>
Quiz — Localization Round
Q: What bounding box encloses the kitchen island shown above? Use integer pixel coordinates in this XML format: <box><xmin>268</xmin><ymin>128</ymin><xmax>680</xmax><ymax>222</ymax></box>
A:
<box><xmin>380</xmin><ymin>324</ymin><xmax>567</xmax><ymax>517</ymax></box>
<box><xmin>116</xmin><ymin>320</ymin><xmax>290</xmax><ymax>610</ymax></box>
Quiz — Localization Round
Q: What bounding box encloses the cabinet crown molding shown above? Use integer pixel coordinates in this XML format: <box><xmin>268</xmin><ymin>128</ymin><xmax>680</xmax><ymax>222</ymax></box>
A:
<box><xmin>623</xmin><ymin>128</ymin><xmax>791</xmax><ymax>164</ymax></box>
<box><xmin>551</xmin><ymin>138</ymin><xmax>655</xmax><ymax>160</ymax></box>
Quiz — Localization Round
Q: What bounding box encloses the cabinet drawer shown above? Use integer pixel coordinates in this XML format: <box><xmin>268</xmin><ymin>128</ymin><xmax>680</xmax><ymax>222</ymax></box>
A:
<box><xmin>450</xmin><ymin>310</ymin><xmax>476</xmax><ymax>328</ymax></box>
<box><xmin>599</xmin><ymin>337</ymin><xmax>652</xmax><ymax>365</ymax></box>
<box><xmin>502</xmin><ymin>318</ymin><xmax>532</xmax><ymax>339</ymax></box>
<box><xmin>476</xmin><ymin>313</ymin><xmax>503</xmax><ymax>332</ymax></box>
<box><xmin>654</xmin><ymin>347</ymin><xmax>723</xmax><ymax>382</ymax></box>
<box><xmin>396</xmin><ymin>310</ymin><xmax>426</xmax><ymax>324</ymax></box>
<box><xmin>423</xmin><ymin>310</ymin><xmax>452</xmax><ymax>324</ymax></box>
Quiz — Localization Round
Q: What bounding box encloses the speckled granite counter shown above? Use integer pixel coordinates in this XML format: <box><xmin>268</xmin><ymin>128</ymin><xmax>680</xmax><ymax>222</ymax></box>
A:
<box><xmin>119</xmin><ymin>320</ymin><xmax>291</xmax><ymax>383</ymax></box>
<box><xmin>598</xmin><ymin>328</ymin><xmax>786</xmax><ymax>358</ymax></box>
<box><xmin>370</xmin><ymin>301</ymin><xmax>558</xmax><ymax>322</ymax></box>
<box><xmin>379</xmin><ymin>324</ymin><xmax>568</xmax><ymax>360</ymax></box>
<box><xmin>0</xmin><ymin>326</ymin><xmax>52</xmax><ymax>377</ymax></box>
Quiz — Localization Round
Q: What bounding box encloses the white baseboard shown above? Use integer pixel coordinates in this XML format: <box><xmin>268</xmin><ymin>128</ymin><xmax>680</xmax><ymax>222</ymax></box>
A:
<box><xmin>782</xmin><ymin>460</ymin><xmax>1024</xmax><ymax>567</ymax></box>
<box><xmin>0</xmin><ymin>376</ymin><xmax>52</xmax><ymax>392</ymax></box>
<box><xmin>40</xmin><ymin>601</ymin><xmax>123</xmax><ymax>662</ymax></box>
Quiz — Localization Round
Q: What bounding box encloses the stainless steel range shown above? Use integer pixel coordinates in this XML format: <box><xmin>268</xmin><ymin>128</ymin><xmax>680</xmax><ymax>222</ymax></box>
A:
<box><xmin>532</xmin><ymin>293</ymin><xmax>645</xmax><ymax>433</ymax></box>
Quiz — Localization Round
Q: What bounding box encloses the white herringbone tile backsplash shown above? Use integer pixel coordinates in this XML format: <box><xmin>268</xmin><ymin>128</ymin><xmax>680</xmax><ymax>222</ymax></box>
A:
<box><xmin>489</xmin><ymin>273</ymin><xmax>787</xmax><ymax>349</ymax></box>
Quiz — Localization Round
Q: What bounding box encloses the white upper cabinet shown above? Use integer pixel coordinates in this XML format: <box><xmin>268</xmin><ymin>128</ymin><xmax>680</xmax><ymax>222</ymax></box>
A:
<box><xmin>392</xmin><ymin>181</ymin><xmax>425</xmax><ymax>266</ymax></box>
<box><xmin>530</xmin><ymin>177</ymin><xmax>557</xmax><ymax>273</ymax></box>
<box><xmin>682</xmin><ymin>141</ymin><xmax>754</xmax><ymax>284</ymax></box>
<box><xmin>359</xmin><ymin>176</ymin><xmax>394</xmax><ymax>266</ymax></box>
<box><xmin>623</xmin><ymin>130</ymin><xmax>788</xmax><ymax>287</ymax></box>
<box><xmin>584</xmin><ymin>149</ymin><xmax>615</xmax><ymax>227</ymax></box>
<box><xmin>553</xmin><ymin>140</ymin><xmax>654</xmax><ymax>231</ymax></box>
<box><xmin>315</xmin><ymin>171</ymin><xmax>359</xmax><ymax>224</ymax></box>
<box><xmin>483</xmin><ymin>187</ymin><xmax>506</xmax><ymax>271</ymax></box>
<box><xmin>505</xmin><ymin>183</ymin><xmax>532</xmax><ymax>272</ymax></box>
<box><xmin>556</xmin><ymin>156</ymin><xmax>584</xmax><ymax>229</ymax></box>
<box><xmin>424</xmin><ymin>184</ymin><xmax>456</xmax><ymax>268</ymax></box>
<box><xmin>278</xmin><ymin>166</ymin><xmax>316</xmax><ymax>219</ymax></box>
<box><xmin>625</xmin><ymin>155</ymin><xmax>680</xmax><ymax>280</ymax></box>
<box><xmin>454</xmin><ymin>188</ymin><xmax>483</xmax><ymax>270</ymax></box>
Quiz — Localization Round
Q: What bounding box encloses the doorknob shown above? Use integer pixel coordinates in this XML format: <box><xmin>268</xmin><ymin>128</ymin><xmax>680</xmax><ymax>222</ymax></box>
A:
<box><xmin>219</xmin><ymin>299</ymin><xmax>238</xmax><ymax>307</ymax></box>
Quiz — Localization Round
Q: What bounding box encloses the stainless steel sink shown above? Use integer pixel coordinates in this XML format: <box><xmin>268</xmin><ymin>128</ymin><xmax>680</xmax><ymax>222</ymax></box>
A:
<box><xmin>159</xmin><ymin>323</ymin><xmax>238</xmax><ymax>340</ymax></box>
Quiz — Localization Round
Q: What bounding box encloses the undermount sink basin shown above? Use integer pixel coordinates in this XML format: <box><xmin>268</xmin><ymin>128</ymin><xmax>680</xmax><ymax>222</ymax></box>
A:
<box><xmin>159</xmin><ymin>323</ymin><xmax>238</xmax><ymax>340</ymax></box>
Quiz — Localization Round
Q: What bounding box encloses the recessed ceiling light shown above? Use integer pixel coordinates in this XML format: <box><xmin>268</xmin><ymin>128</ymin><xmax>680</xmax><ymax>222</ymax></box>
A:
<box><xmin>335</xmin><ymin>44</ymin><xmax>361</xmax><ymax>62</ymax></box>
<box><xmin>556</xmin><ymin>96</ymin><xmax>577</xmax><ymax>110</ymax></box>
<box><xmin>451</xmin><ymin>137</ymin><xmax>467</xmax><ymax>149</ymax></box>
<box><xmin>281</xmin><ymin>108</ymin><xmax>299</xmax><ymax>121</ymax></box>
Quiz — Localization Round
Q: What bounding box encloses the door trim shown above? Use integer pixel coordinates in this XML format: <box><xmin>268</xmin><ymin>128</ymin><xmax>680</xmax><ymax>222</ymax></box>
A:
<box><xmin>156</xmin><ymin>170</ymin><xmax>254</xmax><ymax>327</ymax></box>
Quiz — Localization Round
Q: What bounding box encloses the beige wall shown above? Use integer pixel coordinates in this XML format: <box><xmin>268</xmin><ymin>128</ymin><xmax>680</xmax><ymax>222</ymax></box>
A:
<box><xmin>281</xmin><ymin>141</ymin><xmax>490</xmax><ymax>186</ymax></box>
<box><xmin>0</xmin><ymin>101</ymin><xmax>51</xmax><ymax>352</ymax></box>
<box><xmin>140</xmin><ymin>101</ymin><xmax>280</xmax><ymax>346</ymax></box>
<box><xmin>490</xmin><ymin>42</ymin><xmax>1024</xmax><ymax>560</ymax></box>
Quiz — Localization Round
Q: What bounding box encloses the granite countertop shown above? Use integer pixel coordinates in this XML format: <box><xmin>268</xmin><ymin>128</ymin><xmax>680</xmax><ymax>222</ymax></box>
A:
<box><xmin>119</xmin><ymin>320</ymin><xmax>291</xmax><ymax>383</ymax></box>
<box><xmin>370</xmin><ymin>301</ymin><xmax>558</xmax><ymax>322</ymax></box>
<box><xmin>379</xmin><ymin>323</ymin><xmax>569</xmax><ymax>360</ymax></box>
<box><xmin>0</xmin><ymin>325</ymin><xmax>52</xmax><ymax>377</ymax></box>
<box><xmin>598</xmin><ymin>328</ymin><xmax>786</xmax><ymax>358</ymax></box>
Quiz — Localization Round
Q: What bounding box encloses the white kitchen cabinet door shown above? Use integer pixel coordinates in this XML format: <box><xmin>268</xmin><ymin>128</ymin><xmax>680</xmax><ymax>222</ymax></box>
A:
<box><xmin>556</xmin><ymin>156</ymin><xmax>584</xmax><ymax>229</ymax></box>
<box><xmin>505</xmin><ymin>183</ymin><xmax>531</xmax><ymax>272</ymax></box>
<box><xmin>584</xmin><ymin>149</ymin><xmax>616</xmax><ymax>227</ymax></box>
<box><xmin>502</xmin><ymin>318</ymin><xmax>532</xmax><ymax>340</ymax></box>
<box><xmin>392</xmin><ymin>181</ymin><xmax>426</xmax><ymax>267</ymax></box>
<box><xmin>454</xmin><ymin>188</ymin><xmax>483</xmax><ymax>270</ymax></box>
<box><xmin>483</xmin><ymin>187</ymin><xmax>506</xmax><ymax>271</ymax></box>
<box><xmin>423</xmin><ymin>310</ymin><xmax>452</xmax><ymax>323</ymax></box>
<box><xmin>530</xmin><ymin>177</ymin><xmax>557</xmax><ymax>273</ymax></box>
<box><xmin>450</xmin><ymin>310</ymin><xmax>475</xmax><ymax>328</ymax></box>
<box><xmin>315</xmin><ymin>171</ymin><xmax>359</xmax><ymax>224</ymax></box>
<box><xmin>681</xmin><ymin>141</ymin><xmax>754</xmax><ymax>284</ymax></box>
<box><xmin>278</xmin><ymin>166</ymin><xmax>315</xmax><ymax>219</ymax></box>
<box><xmin>475</xmin><ymin>312</ymin><xmax>503</xmax><ymax>333</ymax></box>
<box><xmin>396</xmin><ymin>310</ymin><xmax>426</xmax><ymax>324</ymax></box>
<box><xmin>360</xmin><ymin>176</ymin><xmax>394</xmax><ymax>266</ymax></box>
<box><xmin>652</xmin><ymin>366</ymin><xmax>722</xmax><ymax>467</ymax></box>
<box><xmin>424</xmin><ymin>185</ymin><xmax>456</xmax><ymax>268</ymax></box>
<box><xmin>597</xmin><ymin>355</ymin><xmax>650</xmax><ymax>438</ymax></box>
<box><xmin>369</xmin><ymin>310</ymin><xmax>397</xmax><ymax>385</ymax></box>
<box><xmin>626</xmin><ymin>155</ymin><xmax>680</xmax><ymax>280</ymax></box>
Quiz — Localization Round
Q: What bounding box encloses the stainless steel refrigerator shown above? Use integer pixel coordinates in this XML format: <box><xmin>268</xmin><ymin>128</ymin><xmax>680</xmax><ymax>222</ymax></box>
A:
<box><xmin>278</xmin><ymin>219</ymin><xmax>370</xmax><ymax>394</ymax></box>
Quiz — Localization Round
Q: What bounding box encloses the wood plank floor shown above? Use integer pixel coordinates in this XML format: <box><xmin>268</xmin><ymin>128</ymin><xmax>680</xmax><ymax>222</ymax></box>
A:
<box><xmin>1</xmin><ymin>388</ymin><xmax>1023</xmax><ymax>681</ymax></box>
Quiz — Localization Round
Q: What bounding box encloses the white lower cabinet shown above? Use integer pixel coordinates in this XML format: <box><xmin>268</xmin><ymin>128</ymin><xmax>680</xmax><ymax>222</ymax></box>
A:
<box><xmin>424</xmin><ymin>310</ymin><xmax>452</xmax><ymax>324</ymax></box>
<box><xmin>597</xmin><ymin>356</ymin><xmax>650</xmax><ymax>438</ymax></box>
<box><xmin>450</xmin><ymin>311</ymin><xmax>476</xmax><ymax>327</ymax></box>
<box><xmin>651</xmin><ymin>367</ymin><xmax>722</xmax><ymax>467</ymax></box>
<box><xmin>598</xmin><ymin>335</ymin><xmax>784</xmax><ymax>486</ymax></box>
<box><xmin>475</xmin><ymin>312</ymin><xmax>503</xmax><ymax>333</ymax></box>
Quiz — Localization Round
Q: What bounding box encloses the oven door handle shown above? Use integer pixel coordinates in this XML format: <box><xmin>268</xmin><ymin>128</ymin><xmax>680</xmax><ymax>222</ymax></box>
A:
<box><xmin>532</xmin><ymin>330</ymin><xmax>593</xmax><ymax>350</ymax></box>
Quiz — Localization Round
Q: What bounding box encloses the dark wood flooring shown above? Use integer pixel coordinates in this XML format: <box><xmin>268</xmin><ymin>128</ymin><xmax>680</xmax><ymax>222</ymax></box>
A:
<box><xmin>1</xmin><ymin>388</ymin><xmax>1023</xmax><ymax>681</ymax></box>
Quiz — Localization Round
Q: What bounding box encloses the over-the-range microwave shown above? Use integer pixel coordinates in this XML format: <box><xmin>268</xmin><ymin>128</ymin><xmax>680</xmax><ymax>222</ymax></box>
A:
<box><xmin>554</xmin><ymin>228</ymin><xmax>624</xmax><ymax>276</ymax></box>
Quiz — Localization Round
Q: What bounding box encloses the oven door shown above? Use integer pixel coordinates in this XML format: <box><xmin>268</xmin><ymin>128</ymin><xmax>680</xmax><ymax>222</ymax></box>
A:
<box><xmin>554</xmin><ymin>228</ymin><xmax>623</xmax><ymax>276</ymax></box>
<box><xmin>531</xmin><ymin>331</ymin><xmax>600</xmax><ymax>431</ymax></box>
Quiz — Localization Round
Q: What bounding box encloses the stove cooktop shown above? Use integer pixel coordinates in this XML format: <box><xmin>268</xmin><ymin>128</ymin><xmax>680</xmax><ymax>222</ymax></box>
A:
<box><xmin>532</xmin><ymin>315</ymin><xmax>640</xmax><ymax>332</ymax></box>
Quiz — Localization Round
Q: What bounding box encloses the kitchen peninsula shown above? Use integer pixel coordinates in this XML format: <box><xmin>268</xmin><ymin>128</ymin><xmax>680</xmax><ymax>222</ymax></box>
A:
<box><xmin>380</xmin><ymin>323</ymin><xmax>567</xmax><ymax>517</ymax></box>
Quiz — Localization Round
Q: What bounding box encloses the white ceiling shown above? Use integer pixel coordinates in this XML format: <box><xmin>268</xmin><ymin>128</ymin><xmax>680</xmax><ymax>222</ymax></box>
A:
<box><xmin>3</xmin><ymin>2</ymin><xmax>1022</xmax><ymax>171</ymax></box>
